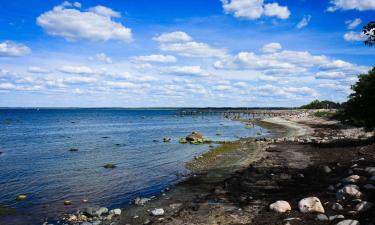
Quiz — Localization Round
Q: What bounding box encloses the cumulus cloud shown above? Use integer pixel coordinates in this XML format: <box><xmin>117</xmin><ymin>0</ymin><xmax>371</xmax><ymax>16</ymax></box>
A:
<box><xmin>296</xmin><ymin>15</ymin><xmax>311</xmax><ymax>29</ymax></box>
<box><xmin>315</xmin><ymin>71</ymin><xmax>346</xmax><ymax>79</ymax></box>
<box><xmin>221</xmin><ymin>0</ymin><xmax>290</xmax><ymax>20</ymax></box>
<box><xmin>164</xmin><ymin>66</ymin><xmax>210</xmax><ymax>76</ymax></box>
<box><xmin>58</xmin><ymin>65</ymin><xmax>95</xmax><ymax>74</ymax></box>
<box><xmin>343</xmin><ymin>31</ymin><xmax>366</xmax><ymax>41</ymax></box>
<box><xmin>27</xmin><ymin>67</ymin><xmax>50</xmax><ymax>74</ymax></box>
<box><xmin>132</xmin><ymin>54</ymin><xmax>176</xmax><ymax>63</ymax></box>
<box><xmin>345</xmin><ymin>18</ymin><xmax>362</xmax><ymax>29</ymax></box>
<box><xmin>153</xmin><ymin>31</ymin><xmax>192</xmax><ymax>43</ymax></box>
<box><xmin>37</xmin><ymin>2</ymin><xmax>132</xmax><ymax>42</ymax></box>
<box><xmin>63</xmin><ymin>76</ymin><xmax>97</xmax><ymax>84</ymax></box>
<box><xmin>160</xmin><ymin>41</ymin><xmax>226</xmax><ymax>58</ymax></box>
<box><xmin>261</xmin><ymin>42</ymin><xmax>282</xmax><ymax>53</ymax></box>
<box><xmin>91</xmin><ymin>53</ymin><xmax>112</xmax><ymax>64</ymax></box>
<box><xmin>0</xmin><ymin>41</ymin><xmax>31</xmax><ymax>57</ymax></box>
<box><xmin>328</xmin><ymin>0</ymin><xmax>375</xmax><ymax>11</ymax></box>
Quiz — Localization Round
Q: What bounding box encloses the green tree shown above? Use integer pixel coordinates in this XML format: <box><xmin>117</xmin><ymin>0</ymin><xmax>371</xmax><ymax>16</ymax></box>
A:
<box><xmin>343</xmin><ymin>67</ymin><xmax>375</xmax><ymax>131</ymax></box>
<box><xmin>363</xmin><ymin>21</ymin><xmax>375</xmax><ymax>46</ymax></box>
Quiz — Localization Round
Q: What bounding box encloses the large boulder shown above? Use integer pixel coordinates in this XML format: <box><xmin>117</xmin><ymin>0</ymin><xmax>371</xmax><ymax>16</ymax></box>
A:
<box><xmin>186</xmin><ymin>132</ymin><xmax>204</xmax><ymax>143</ymax></box>
<box><xmin>269</xmin><ymin>200</ymin><xmax>291</xmax><ymax>213</ymax></box>
<box><xmin>298</xmin><ymin>197</ymin><xmax>325</xmax><ymax>213</ymax></box>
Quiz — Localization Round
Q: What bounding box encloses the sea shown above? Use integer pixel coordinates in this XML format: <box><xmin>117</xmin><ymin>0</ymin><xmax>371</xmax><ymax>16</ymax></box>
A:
<box><xmin>0</xmin><ymin>108</ymin><xmax>269</xmax><ymax>225</ymax></box>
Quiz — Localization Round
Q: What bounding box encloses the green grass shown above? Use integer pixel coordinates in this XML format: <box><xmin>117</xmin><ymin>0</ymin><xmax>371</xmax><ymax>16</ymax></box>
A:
<box><xmin>313</xmin><ymin>111</ymin><xmax>337</xmax><ymax>118</ymax></box>
<box><xmin>199</xmin><ymin>142</ymin><xmax>240</xmax><ymax>160</ymax></box>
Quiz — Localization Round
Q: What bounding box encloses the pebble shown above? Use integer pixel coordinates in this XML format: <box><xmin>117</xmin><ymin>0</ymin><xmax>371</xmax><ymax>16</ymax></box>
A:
<box><xmin>316</xmin><ymin>214</ymin><xmax>328</xmax><ymax>221</ymax></box>
<box><xmin>365</xmin><ymin>167</ymin><xmax>375</xmax><ymax>175</ymax></box>
<box><xmin>323</xmin><ymin>166</ymin><xmax>332</xmax><ymax>173</ymax></box>
<box><xmin>363</xmin><ymin>184</ymin><xmax>375</xmax><ymax>190</ymax></box>
<box><xmin>150</xmin><ymin>208</ymin><xmax>165</xmax><ymax>216</ymax></box>
<box><xmin>332</xmin><ymin>202</ymin><xmax>344</xmax><ymax>211</ymax></box>
<box><xmin>269</xmin><ymin>200</ymin><xmax>291</xmax><ymax>213</ymax></box>
<box><xmin>342</xmin><ymin>175</ymin><xmax>360</xmax><ymax>183</ymax></box>
<box><xmin>337</xmin><ymin>185</ymin><xmax>362</xmax><ymax>200</ymax></box>
<box><xmin>329</xmin><ymin>215</ymin><xmax>345</xmax><ymax>221</ymax></box>
<box><xmin>336</xmin><ymin>220</ymin><xmax>359</xmax><ymax>225</ymax></box>
<box><xmin>109</xmin><ymin>208</ymin><xmax>121</xmax><ymax>216</ymax></box>
<box><xmin>135</xmin><ymin>197</ymin><xmax>152</xmax><ymax>206</ymax></box>
<box><xmin>298</xmin><ymin>197</ymin><xmax>325</xmax><ymax>213</ymax></box>
<box><xmin>355</xmin><ymin>201</ymin><xmax>373</xmax><ymax>212</ymax></box>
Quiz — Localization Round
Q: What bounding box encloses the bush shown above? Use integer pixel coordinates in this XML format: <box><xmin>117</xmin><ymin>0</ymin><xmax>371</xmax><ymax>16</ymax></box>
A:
<box><xmin>300</xmin><ymin>100</ymin><xmax>341</xmax><ymax>109</ymax></box>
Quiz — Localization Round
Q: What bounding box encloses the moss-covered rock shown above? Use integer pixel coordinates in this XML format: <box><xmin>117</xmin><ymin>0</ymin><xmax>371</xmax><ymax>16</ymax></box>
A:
<box><xmin>64</xmin><ymin>200</ymin><xmax>72</xmax><ymax>205</ymax></box>
<box><xmin>15</xmin><ymin>194</ymin><xmax>27</xmax><ymax>201</ymax></box>
<box><xmin>163</xmin><ymin>138</ymin><xmax>171</xmax><ymax>142</ymax></box>
<box><xmin>179</xmin><ymin>138</ymin><xmax>188</xmax><ymax>144</ymax></box>
<box><xmin>103</xmin><ymin>163</ymin><xmax>116</xmax><ymax>169</ymax></box>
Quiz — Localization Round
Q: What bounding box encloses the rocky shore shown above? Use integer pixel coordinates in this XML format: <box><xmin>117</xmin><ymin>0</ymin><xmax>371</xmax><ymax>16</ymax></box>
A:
<box><xmin>57</xmin><ymin>111</ymin><xmax>374</xmax><ymax>225</ymax></box>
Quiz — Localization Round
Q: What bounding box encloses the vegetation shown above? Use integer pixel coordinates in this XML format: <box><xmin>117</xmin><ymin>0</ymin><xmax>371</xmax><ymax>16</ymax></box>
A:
<box><xmin>300</xmin><ymin>100</ymin><xmax>341</xmax><ymax>109</ymax></box>
<box><xmin>341</xmin><ymin>67</ymin><xmax>375</xmax><ymax>131</ymax></box>
<box><xmin>363</xmin><ymin>21</ymin><xmax>375</xmax><ymax>46</ymax></box>
<box><xmin>313</xmin><ymin>111</ymin><xmax>336</xmax><ymax>118</ymax></box>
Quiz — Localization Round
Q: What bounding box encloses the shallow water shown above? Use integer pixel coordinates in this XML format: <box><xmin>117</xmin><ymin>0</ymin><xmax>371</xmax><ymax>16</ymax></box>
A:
<box><xmin>0</xmin><ymin>108</ymin><xmax>268</xmax><ymax>224</ymax></box>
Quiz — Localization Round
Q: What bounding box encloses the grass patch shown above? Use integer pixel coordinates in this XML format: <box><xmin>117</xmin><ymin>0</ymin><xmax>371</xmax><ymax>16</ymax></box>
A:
<box><xmin>313</xmin><ymin>111</ymin><xmax>337</xmax><ymax>118</ymax></box>
<box><xmin>200</xmin><ymin>142</ymin><xmax>240</xmax><ymax>160</ymax></box>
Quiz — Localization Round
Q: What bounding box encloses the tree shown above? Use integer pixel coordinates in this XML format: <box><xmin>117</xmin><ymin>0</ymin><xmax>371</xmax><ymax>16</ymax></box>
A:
<box><xmin>343</xmin><ymin>67</ymin><xmax>375</xmax><ymax>131</ymax></box>
<box><xmin>363</xmin><ymin>21</ymin><xmax>375</xmax><ymax>46</ymax></box>
<box><xmin>300</xmin><ymin>100</ymin><xmax>340</xmax><ymax>109</ymax></box>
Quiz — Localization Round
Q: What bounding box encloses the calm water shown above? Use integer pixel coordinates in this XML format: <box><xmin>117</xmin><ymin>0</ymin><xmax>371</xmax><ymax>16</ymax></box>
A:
<box><xmin>0</xmin><ymin>109</ymin><xmax>268</xmax><ymax>224</ymax></box>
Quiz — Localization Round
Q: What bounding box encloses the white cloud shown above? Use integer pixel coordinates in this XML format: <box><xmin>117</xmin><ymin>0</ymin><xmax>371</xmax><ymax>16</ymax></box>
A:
<box><xmin>221</xmin><ymin>0</ymin><xmax>290</xmax><ymax>20</ymax></box>
<box><xmin>164</xmin><ymin>66</ymin><xmax>210</xmax><ymax>76</ymax></box>
<box><xmin>160</xmin><ymin>41</ymin><xmax>226</xmax><ymax>58</ymax></box>
<box><xmin>27</xmin><ymin>67</ymin><xmax>50</xmax><ymax>74</ymax></box>
<box><xmin>89</xmin><ymin>5</ymin><xmax>121</xmax><ymax>18</ymax></box>
<box><xmin>91</xmin><ymin>53</ymin><xmax>112</xmax><ymax>64</ymax></box>
<box><xmin>63</xmin><ymin>76</ymin><xmax>97</xmax><ymax>84</ymax></box>
<box><xmin>213</xmin><ymin>85</ymin><xmax>231</xmax><ymax>91</ymax></box>
<box><xmin>37</xmin><ymin>2</ymin><xmax>132</xmax><ymax>42</ymax></box>
<box><xmin>345</xmin><ymin>18</ymin><xmax>362</xmax><ymax>29</ymax></box>
<box><xmin>58</xmin><ymin>65</ymin><xmax>95</xmax><ymax>74</ymax></box>
<box><xmin>261</xmin><ymin>42</ymin><xmax>282</xmax><ymax>53</ymax></box>
<box><xmin>132</xmin><ymin>54</ymin><xmax>176</xmax><ymax>63</ymax></box>
<box><xmin>315</xmin><ymin>71</ymin><xmax>346</xmax><ymax>79</ymax></box>
<box><xmin>296</xmin><ymin>15</ymin><xmax>311</xmax><ymax>29</ymax></box>
<box><xmin>106</xmin><ymin>81</ymin><xmax>137</xmax><ymax>89</ymax></box>
<box><xmin>343</xmin><ymin>31</ymin><xmax>366</xmax><ymax>41</ymax></box>
<box><xmin>153</xmin><ymin>31</ymin><xmax>192</xmax><ymax>43</ymax></box>
<box><xmin>0</xmin><ymin>41</ymin><xmax>31</xmax><ymax>57</ymax></box>
<box><xmin>0</xmin><ymin>83</ymin><xmax>16</xmax><ymax>90</ymax></box>
<box><xmin>328</xmin><ymin>0</ymin><xmax>375</xmax><ymax>11</ymax></box>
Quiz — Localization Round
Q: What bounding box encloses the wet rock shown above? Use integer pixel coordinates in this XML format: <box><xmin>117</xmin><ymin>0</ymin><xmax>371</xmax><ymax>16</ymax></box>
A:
<box><xmin>67</xmin><ymin>214</ymin><xmax>77</xmax><ymax>222</ymax></box>
<box><xmin>134</xmin><ymin>197</ymin><xmax>152</xmax><ymax>206</ymax></box>
<box><xmin>342</xmin><ymin>175</ymin><xmax>360</xmax><ymax>183</ymax></box>
<box><xmin>316</xmin><ymin>214</ymin><xmax>329</xmax><ymax>221</ymax></box>
<box><xmin>337</xmin><ymin>185</ymin><xmax>362</xmax><ymax>200</ymax></box>
<box><xmin>81</xmin><ymin>222</ymin><xmax>93</xmax><ymax>225</ymax></box>
<box><xmin>336</xmin><ymin>220</ymin><xmax>359</xmax><ymax>225</ymax></box>
<box><xmin>15</xmin><ymin>194</ymin><xmax>27</xmax><ymax>201</ymax></box>
<box><xmin>365</xmin><ymin>167</ymin><xmax>375</xmax><ymax>175</ymax></box>
<box><xmin>186</xmin><ymin>132</ymin><xmax>204</xmax><ymax>143</ymax></box>
<box><xmin>363</xmin><ymin>184</ymin><xmax>375</xmax><ymax>190</ymax></box>
<box><xmin>332</xmin><ymin>202</ymin><xmax>344</xmax><ymax>211</ymax></box>
<box><xmin>103</xmin><ymin>163</ymin><xmax>116</xmax><ymax>169</ymax></box>
<box><xmin>355</xmin><ymin>201</ymin><xmax>373</xmax><ymax>212</ymax></box>
<box><xmin>92</xmin><ymin>221</ymin><xmax>101</xmax><ymax>225</ymax></box>
<box><xmin>69</xmin><ymin>148</ymin><xmax>79</xmax><ymax>152</ymax></box>
<box><xmin>63</xmin><ymin>200</ymin><xmax>72</xmax><ymax>205</ymax></box>
<box><xmin>178</xmin><ymin>138</ymin><xmax>188</xmax><ymax>144</ymax></box>
<box><xmin>329</xmin><ymin>215</ymin><xmax>345</xmax><ymax>221</ymax></box>
<box><xmin>323</xmin><ymin>166</ymin><xmax>332</xmax><ymax>173</ymax></box>
<box><xmin>84</xmin><ymin>207</ymin><xmax>108</xmax><ymax>217</ymax></box>
<box><xmin>298</xmin><ymin>197</ymin><xmax>325</xmax><ymax>213</ymax></box>
<box><xmin>269</xmin><ymin>200</ymin><xmax>291</xmax><ymax>213</ymax></box>
<box><xmin>150</xmin><ymin>208</ymin><xmax>164</xmax><ymax>216</ymax></box>
<box><xmin>163</xmin><ymin>137</ymin><xmax>171</xmax><ymax>143</ymax></box>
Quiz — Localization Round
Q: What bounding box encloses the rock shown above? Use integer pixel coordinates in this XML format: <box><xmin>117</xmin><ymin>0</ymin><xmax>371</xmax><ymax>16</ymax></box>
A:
<box><xmin>15</xmin><ymin>194</ymin><xmax>27</xmax><ymax>201</ymax></box>
<box><xmin>109</xmin><ymin>208</ymin><xmax>121</xmax><ymax>216</ymax></box>
<box><xmin>365</xmin><ymin>167</ymin><xmax>375</xmax><ymax>175</ymax></box>
<box><xmin>169</xmin><ymin>203</ymin><xmax>182</xmax><ymax>209</ymax></box>
<box><xmin>92</xmin><ymin>221</ymin><xmax>101</xmax><ymax>225</ymax></box>
<box><xmin>298</xmin><ymin>197</ymin><xmax>325</xmax><ymax>213</ymax></box>
<box><xmin>81</xmin><ymin>222</ymin><xmax>93</xmax><ymax>225</ymax></box>
<box><xmin>336</xmin><ymin>220</ymin><xmax>359</xmax><ymax>225</ymax></box>
<box><xmin>96</xmin><ymin>207</ymin><xmax>108</xmax><ymax>216</ymax></box>
<box><xmin>186</xmin><ymin>132</ymin><xmax>204</xmax><ymax>143</ymax></box>
<box><xmin>150</xmin><ymin>208</ymin><xmax>164</xmax><ymax>216</ymax></box>
<box><xmin>329</xmin><ymin>215</ymin><xmax>345</xmax><ymax>221</ymax></box>
<box><xmin>328</xmin><ymin>185</ymin><xmax>336</xmax><ymax>191</ymax></box>
<box><xmin>178</xmin><ymin>138</ymin><xmax>188</xmax><ymax>144</ymax></box>
<box><xmin>67</xmin><ymin>215</ymin><xmax>77</xmax><ymax>222</ymax></box>
<box><xmin>63</xmin><ymin>200</ymin><xmax>72</xmax><ymax>205</ymax></box>
<box><xmin>69</xmin><ymin>148</ymin><xmax>79</xmax><ymax>152</ymax></box>
<box><xmin>316</xmin><ymin>214</ymin><xmax>329</xmax><ymax>221</ymax></box>
<box><xmin>342</xmin><ymin>175</ymin><xmax>360</xmax><ymax>183</ymax></box>
<box><xmin>337</xmin><ymin>185</ymin><xmax>362</xmax><ymax>200</ymax></box>
<box><xmin>103</xmin><ymin>163</ymin><xmax>116</xmax><ymax>169</ymax></box>
<box><xmin>363</xmin><ymin>184</ymin><xmax>375</xmax><ymax>190</ymax></box>
<box><xmin>323</xmin><ymin>166</ymin><xmax>332</xmax><ymax>173</ymax></box>
<box><xmin>163</xmin><ymin>137</ymin><xmax>171</xmax><ymax>142</ymax></box>
<box><xmin>269</xmin><ymin>200</ymin><xmax>291</xmax><ymax>213</ymax></box>
<box><xmin>332</xmin><ymin>202</ymin><xmax>344</xmax><ymax>211</ymax></box>
<box><xmin>370</xmin><ymin>176</ymin><xmax>375</xmax><ymax>181</ymax></box>
<box><xmin>84</xmin><ymin>207</ymin><xmax>107</xmax><ymax>217</ymax></box>
<box><xmin>355</xmin><ymin>201</ymin><xmax>373</xmax><ymax>212</ymax></box>
<box><xmin>134</xmin><ymin>197</ymin><xmax>152</xmax><ymax>206</ymax></box>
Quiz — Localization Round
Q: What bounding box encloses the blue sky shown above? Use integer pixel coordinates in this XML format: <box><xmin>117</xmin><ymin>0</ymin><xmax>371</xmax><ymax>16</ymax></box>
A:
<box><xmin>0</xmin><ymin>0</ymin><xmax>374</xmax><ymax>107</ymax></box>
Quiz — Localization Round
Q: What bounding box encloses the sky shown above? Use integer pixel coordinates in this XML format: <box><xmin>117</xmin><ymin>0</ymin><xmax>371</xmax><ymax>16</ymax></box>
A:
<box><xmin>0</xmin><ymin>0</ymin><xmax>374</xmax><ymax>107</ymax></box>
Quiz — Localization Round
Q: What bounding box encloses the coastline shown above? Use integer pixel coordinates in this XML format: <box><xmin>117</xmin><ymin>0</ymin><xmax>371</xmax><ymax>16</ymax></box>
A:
<box><xmin>57</xmin><ymin>113</ymin><xmax>374</xmax><ymax>225</ymax></box>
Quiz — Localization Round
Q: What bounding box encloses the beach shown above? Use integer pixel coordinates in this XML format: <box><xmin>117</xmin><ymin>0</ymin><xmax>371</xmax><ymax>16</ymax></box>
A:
<box><xmin>89</xmin><ymin>111</ymin><xmax>374</xmax><ymax>225</ymax></box>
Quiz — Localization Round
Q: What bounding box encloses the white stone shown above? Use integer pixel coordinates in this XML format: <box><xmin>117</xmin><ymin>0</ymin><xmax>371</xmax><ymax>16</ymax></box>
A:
<box><xmin>329</xmin><ymin>215</ymin><xmax>345</xmax><ymax>221</ymax></box>
<box><xmin>316</xmin><ymin>214</ymin><xmax>328</xmax><ymax>221</ymax></box>
<box><xmin>150</xmin><ymin>208</ymin><xmax>165</xmax><ymax>216</ymax></box>
<box><xmin>342</xmin><ymin>175</ymin><xmax>360</xmax><ymax>183</ymax></box>
<box><xmin>134</xmin><ymin>197</ymin><xmax>152</xmax><ymax>206</ymax></box>
<box><xmin>109</xmin><ymin>208</ymin><xmax>121</xmax><ymax>216</ymax></box>
<box><xmin>298</xmin><ymin>197</ymin><xmax>325</xmax><ymax>213</ymax></box>
<box><xmin>269</xmin><ymin>200</ymin><xmax>291</xmax><ymax>213</ymax></box>
<box><xmin>337</xmin><ymin>185</ymin><xmax>362</xmax><ymax>200</ymax></box>
<box><xmin>336</xmin><ymin>220</ymin><xmax>359</xmax><ymax>225</ymax></box>
<box><xmin>355</xmin><ymin>201</ymin><xmax>373</xmax><ymax>212</ymax></box>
